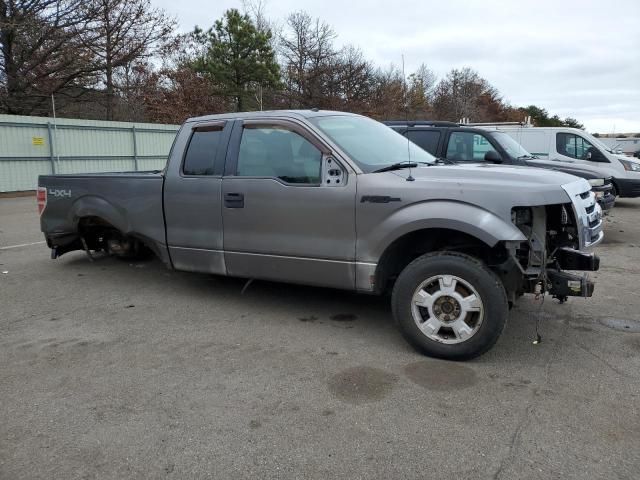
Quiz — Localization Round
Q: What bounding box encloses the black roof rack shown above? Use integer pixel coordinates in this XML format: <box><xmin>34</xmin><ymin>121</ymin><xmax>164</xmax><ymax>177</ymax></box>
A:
<box><xmin>383</xmin><ymin>120</ymin><xmax>461</xmax><ymax>127</ymax></box>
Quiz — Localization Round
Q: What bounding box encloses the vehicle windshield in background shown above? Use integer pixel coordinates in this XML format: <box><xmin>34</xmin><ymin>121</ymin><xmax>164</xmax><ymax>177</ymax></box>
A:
<box><xmin>589</xmin><ymin>135</ymin><xmax>614</xmax><ymax>154</ymax></box>
<box><xmin>489</xmin><ymin>131</ymin><xmax>533</xmax><ymax>158</ymax></box>
<box><xmin>310</xmin><ymin>115</ymin><xmax>436</xmax><ymax>172</ymax></box>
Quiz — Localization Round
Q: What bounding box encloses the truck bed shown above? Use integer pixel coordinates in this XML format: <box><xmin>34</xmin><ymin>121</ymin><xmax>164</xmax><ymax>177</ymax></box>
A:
<box><xmin>38</xmin><ymin>171</ymin><xmax>167</xmax><ymax>261</ymax></box>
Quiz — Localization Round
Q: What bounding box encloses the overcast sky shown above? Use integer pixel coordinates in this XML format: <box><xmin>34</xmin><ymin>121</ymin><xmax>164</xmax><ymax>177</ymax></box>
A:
<box><xmin>152</xmin><ymin>0</ymin><xmax>640</xmax><ymax>133</ymax></box>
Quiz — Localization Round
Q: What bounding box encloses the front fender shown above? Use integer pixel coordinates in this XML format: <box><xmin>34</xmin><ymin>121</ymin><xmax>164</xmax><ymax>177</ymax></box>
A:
<box><xmin>358</xmin><ymin>200</ymin><xmax>526</xmax><ymax>262</ymax></box>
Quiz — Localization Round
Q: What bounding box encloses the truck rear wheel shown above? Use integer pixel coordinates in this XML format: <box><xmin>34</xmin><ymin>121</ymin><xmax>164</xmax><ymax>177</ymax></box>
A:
<box><xmin>391</xmin><ymin>251</ymin><xmax>508</xmax><ymax>360</ymax></box>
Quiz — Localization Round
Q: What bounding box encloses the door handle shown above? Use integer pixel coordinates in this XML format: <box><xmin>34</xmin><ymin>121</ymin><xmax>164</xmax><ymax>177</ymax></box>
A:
<box><xmin>224</xmin><ymin>192</ymin><xmax>244</xmax><ymax>208</ymax></box>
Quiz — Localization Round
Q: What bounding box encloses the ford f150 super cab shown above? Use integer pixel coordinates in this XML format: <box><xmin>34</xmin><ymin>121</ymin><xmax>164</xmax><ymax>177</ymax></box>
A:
<box><xmin>38</xmin><ymin>110</ymin><xmax>603</xmax><ymax>360</ymax></box>
<box><xmin>385</xmin><ymin>121</ymin><xmax>616</xmax><ymax>212</ymax></box>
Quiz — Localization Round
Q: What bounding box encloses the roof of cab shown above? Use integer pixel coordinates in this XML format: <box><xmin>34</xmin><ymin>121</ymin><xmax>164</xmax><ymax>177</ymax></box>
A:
<box><xmin>186</xmin><ymin>109</ymin><xmax>358</xmax><ymax>124</ymax></box>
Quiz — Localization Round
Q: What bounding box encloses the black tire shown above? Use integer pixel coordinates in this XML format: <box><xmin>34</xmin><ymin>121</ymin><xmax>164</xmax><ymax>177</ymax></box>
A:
<box><xmin>391</xmin><ymin>251</ymin><xmax>508</xmax><ymax>361</ymax></box>
<box><xmin>611</xmin><ymin>182</ymin><xmax>618</xmax><ymax>198</ymax></box>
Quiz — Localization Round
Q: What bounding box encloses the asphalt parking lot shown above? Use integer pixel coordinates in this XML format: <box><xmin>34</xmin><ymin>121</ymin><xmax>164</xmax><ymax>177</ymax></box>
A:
<box><xmin>1</xmin><ymin>196</ymin><xmax>639</xmax><ymax>480</ymax></box>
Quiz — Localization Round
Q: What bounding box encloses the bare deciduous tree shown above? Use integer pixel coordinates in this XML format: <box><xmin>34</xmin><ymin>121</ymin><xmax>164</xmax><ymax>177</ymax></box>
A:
<box><xmin>432</xmin><ymin>67</ymin><xmax>497</xmax><ymax>121</ymax></box>
<box><xmin>139</xmin><ymin>34</ymin><xmax>232</xmax><ymax>123</ymax></box>
<box><xmin>367</xmin><ymin>64</ymin><xmax>405</xmax><ymax>119</ymax></box>
<box><xmin>407</xmin><ymin>63</ymin><xmax>436</xmax><ymax>118</ymax></box>
<box><xmin>1</xmin><ymin>4</ymin><xmax>581</xmax><ymax>127</ymax></box>
<box><xmin>0</xmin><ymin>0</ymin><xmax>95</xmax><ymax>115</ymax></box>
<box><xmin>333</xmin><ymin>45</ymin><xmax>374</xmax><ymax>112</ymax></box>
<box><xmin>79</xmin><ymin>0</ymin><xmax>175</xmax><ymax>120</ymax></box>
<box><xmin>279</xmin><ymin>11</ymin><xmax>337</xmax><ymax>107</ymax></box>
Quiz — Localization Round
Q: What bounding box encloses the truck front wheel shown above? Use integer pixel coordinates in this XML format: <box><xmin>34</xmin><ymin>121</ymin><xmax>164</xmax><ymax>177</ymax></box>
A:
<box><xmin>391</xmin><ymin>252</ymin><xmax>508</xmax><ymax>360</ymax></box>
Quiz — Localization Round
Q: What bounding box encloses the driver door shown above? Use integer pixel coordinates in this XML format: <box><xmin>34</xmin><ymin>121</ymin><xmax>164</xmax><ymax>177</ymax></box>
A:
<box><xmin>555</xmin><ymin>132</ymin><xmax>591</xmax><ymax>165</ymax></box>
<box><xmin>221</xmin><ymin>119</ymin><xmax>357</xmax><ymax>289</ymax></box>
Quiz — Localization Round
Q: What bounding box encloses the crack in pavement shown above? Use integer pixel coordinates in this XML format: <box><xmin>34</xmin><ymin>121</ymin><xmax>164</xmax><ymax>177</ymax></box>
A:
<box><xmin>492</xmin><ymin>306</ymin><xmax>564</xmax><ymax>480</ymax></box>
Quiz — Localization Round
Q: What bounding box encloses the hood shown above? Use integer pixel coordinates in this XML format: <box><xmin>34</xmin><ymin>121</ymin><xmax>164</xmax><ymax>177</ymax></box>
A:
<box><xmin>546</xmin><ymin>164</ymin><xmax>604</xmax><ymax>180</ymax></box>
<box><xmin>384</xmin><ymin>163</ymin><xmax>587</xmax><ymax>213</ymax></box>
<box><xmin>615</xmin><ymin>154</ymin><xmax>640</xmax><ymax>163</ymax></box>
<box><xmin>403</xmin><ymin>162</ymin><xmax>579</xmax><ymax>186</ymax></box>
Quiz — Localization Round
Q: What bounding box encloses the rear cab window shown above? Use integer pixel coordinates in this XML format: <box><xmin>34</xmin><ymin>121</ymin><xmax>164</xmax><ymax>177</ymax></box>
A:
<box><xmin>407</xmin><ymin>130</ymin><xmax>441</xmax><ymax>155</ymax></box>
<box><xmin>182</xmin><ymin>125</ymin><xmax>225</xmax><ymax>175</ymax></box>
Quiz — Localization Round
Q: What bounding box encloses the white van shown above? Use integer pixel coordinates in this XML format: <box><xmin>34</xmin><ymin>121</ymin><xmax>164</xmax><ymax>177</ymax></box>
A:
<box><xmin>478</xmin><ymin>125</ymin><xmax>640</xmax><ymax>198</ymax></box>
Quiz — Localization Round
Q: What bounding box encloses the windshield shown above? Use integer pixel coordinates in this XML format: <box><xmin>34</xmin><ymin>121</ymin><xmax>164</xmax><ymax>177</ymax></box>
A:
<box><xmin>488</xmin><ymin>131</ymin><xmax>532</xmax><ymax>158</ymax></box>
<box><xmin>588</xmin><ymin>135</ymin><xmax>614</xmax><ymax>154</ymax></box>
<box><xmin>309</xmin><ymin>115</ymin><xmax>436</xmax><ymax>172</ymax></box>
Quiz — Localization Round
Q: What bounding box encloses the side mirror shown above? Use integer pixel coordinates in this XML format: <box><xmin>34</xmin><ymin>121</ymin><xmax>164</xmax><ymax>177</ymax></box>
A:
<box><xmin>587</xmin><ymin>148</ymin><xmax>607</xmax><ymax>162</ymax></box>
<box><xmin>484</xmin><ymin>150</ymin><xmax>502</xmax><ymax>163</ymax></box>
<box><xmin>324</xmin><ymin>155</ymin><xmax>345</xmax><ymax>186</ymax></box>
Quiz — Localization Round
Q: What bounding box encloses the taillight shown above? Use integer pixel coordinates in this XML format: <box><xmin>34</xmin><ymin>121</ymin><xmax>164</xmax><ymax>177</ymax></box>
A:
<box><xmin>37</xmin><ymin>187</ymin><xmax>47</xmax><ymax>215</ymax></box>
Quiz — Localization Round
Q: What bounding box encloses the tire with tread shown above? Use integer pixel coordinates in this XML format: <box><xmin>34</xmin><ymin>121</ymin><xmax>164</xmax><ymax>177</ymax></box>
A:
<box><xmin>391</xmin><ymin>251</ymin><xmax>508</xmax><ymax>360</ymax></box>
<box><xmin>611</xmin><ymin>183</ymin><xmax>618</xmax><ymax>198</ymax></box>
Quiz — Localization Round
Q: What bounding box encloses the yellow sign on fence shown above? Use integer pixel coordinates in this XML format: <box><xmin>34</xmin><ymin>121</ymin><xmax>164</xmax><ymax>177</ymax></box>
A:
<box><xmin>32</xmin><ymin>137</ymin><xmax>45</xmax><ymax>146</ymax></box>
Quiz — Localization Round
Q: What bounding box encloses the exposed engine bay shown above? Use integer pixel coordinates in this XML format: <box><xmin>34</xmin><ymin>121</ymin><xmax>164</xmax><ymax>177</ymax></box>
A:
<box><xmin>507</xmin><ymin>187</ymin><xmax>602</xmax><ymax>302</ymax></box>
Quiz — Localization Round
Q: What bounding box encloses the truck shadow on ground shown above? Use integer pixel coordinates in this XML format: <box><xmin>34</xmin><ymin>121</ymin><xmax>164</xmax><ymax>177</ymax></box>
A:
<box><xmin>607</xmin><ymin>199</ymin><xmax>636</xmax><ymax>209</ymax></box>
<box><xmin>60</xmin><ymin>252</ymin><xmax>398</xmax><ymax>333</ymax></box>
<box><xmin>57</xmin><ymin>252</ymin><xmax>604</xmax><ymax>365</ymax></box>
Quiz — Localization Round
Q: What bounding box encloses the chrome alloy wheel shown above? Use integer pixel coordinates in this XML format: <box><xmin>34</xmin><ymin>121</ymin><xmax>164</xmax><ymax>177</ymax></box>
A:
<box><xmin>411</xmin><ymin>274</ymin><xmax>484</xmax><ymax>344</ymax></box>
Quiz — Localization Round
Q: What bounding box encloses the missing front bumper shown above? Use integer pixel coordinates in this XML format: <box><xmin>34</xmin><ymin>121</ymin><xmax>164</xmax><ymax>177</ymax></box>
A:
<box><xmin>556</xmin><ymin>248</ymin><xmax>600</xmax><ymax>271</ymax></box>
<box><xmin>547</xmin><ymin>270</ymin><xmax>595</xmax><ymax>298</ymax></box>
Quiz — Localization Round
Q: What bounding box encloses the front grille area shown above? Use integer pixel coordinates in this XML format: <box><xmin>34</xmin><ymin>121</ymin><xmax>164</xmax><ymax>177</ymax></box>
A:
<box><xmin>562</xmin><ymin>180</ymin><xmax>604</xmax><ymax>248</ymax></box>
<box><xmin>574</xmin><ymin>189</ymin><xmax>603</xmax><ymax>247</ymax></box>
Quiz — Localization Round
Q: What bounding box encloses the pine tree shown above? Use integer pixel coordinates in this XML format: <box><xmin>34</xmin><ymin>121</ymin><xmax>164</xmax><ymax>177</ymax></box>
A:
<box><xmin>193</xmin><ymin>9</ymin><xmax>280</xmax><ymax>111</ymax></box>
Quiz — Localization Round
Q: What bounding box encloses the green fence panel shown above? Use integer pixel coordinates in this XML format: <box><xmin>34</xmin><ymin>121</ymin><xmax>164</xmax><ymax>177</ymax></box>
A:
<box><xmin>0</xmin><ymin>114</ymin><xmax>179</xmax><ymax>192</ymax></box>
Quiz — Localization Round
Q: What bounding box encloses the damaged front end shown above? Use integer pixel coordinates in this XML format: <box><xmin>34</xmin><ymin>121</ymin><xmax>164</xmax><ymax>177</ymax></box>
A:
<box><xmin>505</xmin><ymin>180</ymin><xmax>603</xmax><ymax>301</ymax></box>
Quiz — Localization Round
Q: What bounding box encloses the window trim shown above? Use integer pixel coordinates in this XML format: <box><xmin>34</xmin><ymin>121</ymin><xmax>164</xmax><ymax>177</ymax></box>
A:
<box><xmin>227</xmin><ymin>119</ymin><xmax>329</xmax><ymax>187</ymax></box>
<box><xmin>557</xmin><ymin>132</ymin><xmax>578</xmax><ymax>159</ymax></box>
<box><xmin>243</xmin><ymin>119</ymin><xmax>332</xmax><ymax>155</ymax></box>
<box><xmin>180</xmin><ymin>121</ymin><xmax>228</xmax><ymax>177</ymax></box>
<box><xmin>556</xmin><ymin>132</ymin><xmax>605</xmax><ymax>162</ymax></box>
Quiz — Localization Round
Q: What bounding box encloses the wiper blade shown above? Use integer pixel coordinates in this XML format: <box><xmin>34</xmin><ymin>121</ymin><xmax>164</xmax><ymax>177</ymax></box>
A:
<box><xmin>372</xmin><ymin>162</ymin><xmax>418</xmax><ymax>173</ymax></box>
<box><xmin>436</xmin><ymin>157</ymin><xmax>456</xmax><ymax>165</ymax></box>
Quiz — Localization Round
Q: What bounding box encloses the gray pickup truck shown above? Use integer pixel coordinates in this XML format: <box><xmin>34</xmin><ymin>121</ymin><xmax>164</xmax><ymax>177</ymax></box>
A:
<box><xmin>38</xmin><ymin>110</ymin><xmax>603</xmax><ymax>360</ymax></box>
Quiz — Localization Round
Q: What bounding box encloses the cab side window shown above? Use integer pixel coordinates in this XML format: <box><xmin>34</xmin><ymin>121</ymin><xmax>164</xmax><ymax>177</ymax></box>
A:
<box><xmin>557</xmin><ymin>133</ymin><xmax>596</xmax><ymax>160</ymax></box>
<box><xmin>183</xmin><ymin>127</ymin><xmax>223</xmax><ymax>175</ymax></box>
<box><xmin>237</xmin><ymin>127</ymin><xmax>322</xmax><ymax>184</ymax></box>
<box><xmin>446</xmin><ymin>132</ymin><xmax>492</xmax><ymax>162</ymax></box>
<box><xmin>407</xmin><ymin>130</ymin><xmax>440</xmax><ymax>155</ymax></box>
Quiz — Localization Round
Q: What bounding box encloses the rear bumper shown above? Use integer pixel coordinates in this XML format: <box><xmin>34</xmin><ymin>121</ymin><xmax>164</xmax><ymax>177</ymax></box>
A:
<box><xmin>44</xmin><ymin>232</ymin><xmax>83</xmax><ymax>257</ymax></box>
<box><xmin>614</xmin><ymin>178</ymin><xmax>640</xmax><ymax>198</ymax></box>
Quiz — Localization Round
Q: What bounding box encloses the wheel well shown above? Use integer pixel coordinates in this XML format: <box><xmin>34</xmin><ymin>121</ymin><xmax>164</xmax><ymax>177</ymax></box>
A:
<box><xmin>78</xmin><ymin>216</ymin><xmax>117</xmax><ymax>246</ymax></box>
<box><xmin>77</xmin><ymin>216</ymin><xmax>153</xmax><ymax>258</ymax></box>
<box><xmin>374</xmin><ymin>228</ymin><xmax>508</xmax><ymax>294</ymax></box>
<box><xmin>77</xmin><ymin>216</ymin><xmax>120</xmax><ymax>248</ymax></box>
